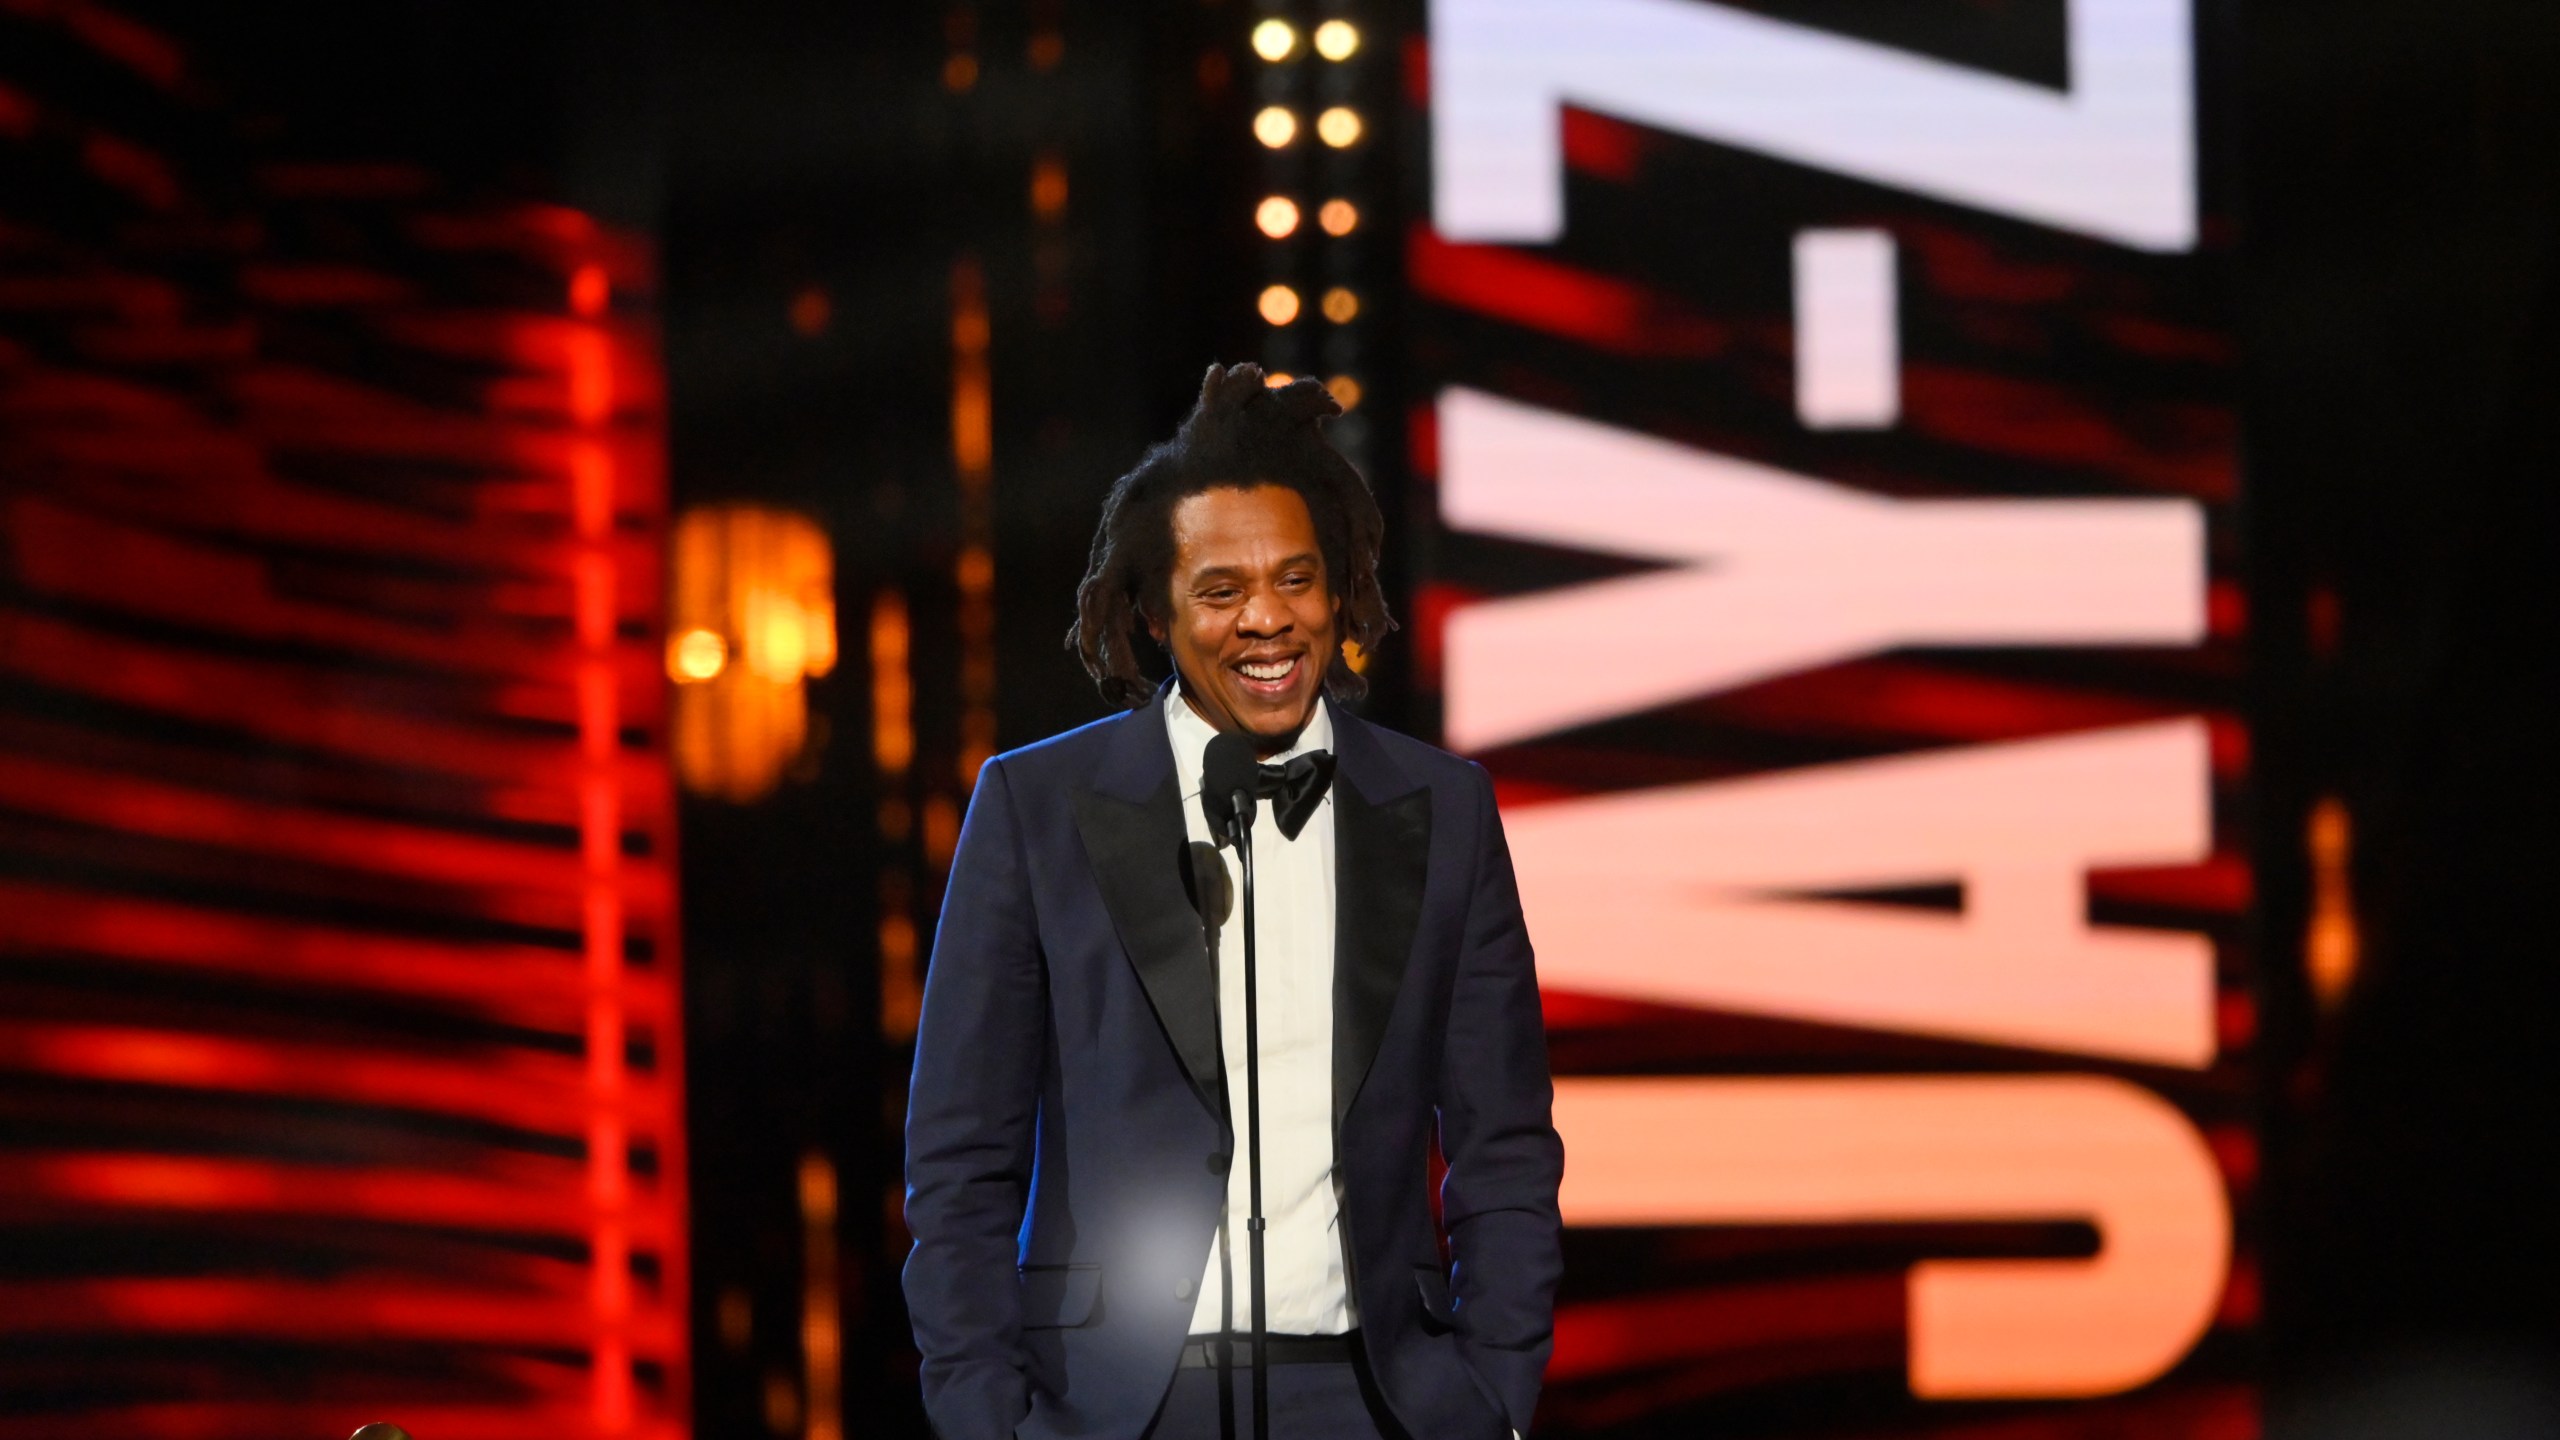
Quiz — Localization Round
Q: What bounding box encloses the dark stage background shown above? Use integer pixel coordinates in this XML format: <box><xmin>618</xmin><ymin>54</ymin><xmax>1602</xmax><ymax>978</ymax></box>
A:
<box><xmin>1</xmin><ymin>3</ymin><xmax>2555</xmax><ymax>1439</ymax></box>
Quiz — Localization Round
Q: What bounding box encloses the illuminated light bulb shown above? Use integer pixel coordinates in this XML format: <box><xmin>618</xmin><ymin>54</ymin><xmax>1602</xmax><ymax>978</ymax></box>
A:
<box><xmin>670</xmin><ymin>627</ymin><xmax>729</xmax><ymax>683</ymax></box>
<box><xmin>1313</xmin><ymin>20</ymin><xmax>1360</xmax><ymax>61</ymax></box>
<box><xmin>1321</xmin><ymin>286</ymin><xmax>1359</xmax><ymax>323</ymax></box>
<box><xmin>1258</xmin><ymin>285</ymin><xmax>1301</xmax><ymax>326</ymax></box>
<box><xmin>1255</xmin><ymin>196</ymin><xmax>1301</xmax><ymax>239</ymax></box>
<box><xmin>1318</xmin><ymin>199</ymin><xmax>1358</xmax><ymax>236</ymax></box>
<box><xmin>1030</xmin><ymin>155</ymin><xmax>1069</xmax><ymax>220</ymax></box>
<box><xmin>1316</xmin><ymin>107</ymin><xmax>1363</xmax><ymax>148</ymax></box>
<box><xmin>1328</xmin><ymin>375</ymin><xmax>1363</xmax><ymax>412</ymax></box>
<box><xmin>1266</xmin><ymin>371</ymin><xmax>1295</xmax><ymax>388</ymax></box>
<box><xmin>1251</xmin><ymin>20</ymin><xmax>1296</xmax><ymax>61</ymax></box>
<box><xmin>748</xmin><ymin>590</ymin><xmax>813</xmax><ymax>682</ymax></box>
<box><xmin>1253</xmin><ymin>105</ymin><xmax>1299</xmax><ymax>148</ymax></box>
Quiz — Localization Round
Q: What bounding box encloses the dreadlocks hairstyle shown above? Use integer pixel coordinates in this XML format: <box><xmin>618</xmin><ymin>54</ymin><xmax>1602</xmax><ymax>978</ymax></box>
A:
<box><xmin>1069</xmin><ymin>361</ymin><xmax>1396</xmax><ymax>710</ymax></box>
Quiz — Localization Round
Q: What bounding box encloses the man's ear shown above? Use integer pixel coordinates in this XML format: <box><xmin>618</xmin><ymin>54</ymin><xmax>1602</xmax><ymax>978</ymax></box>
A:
<box><xmin>1141</xmin><ymin>603</ymin><xmax>1167</xmax><ymax>647</ymax></box>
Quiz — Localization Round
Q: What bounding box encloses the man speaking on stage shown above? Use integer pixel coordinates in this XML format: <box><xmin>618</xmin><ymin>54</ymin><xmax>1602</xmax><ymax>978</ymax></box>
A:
<box><xmin>903</xmin><ymin>362</ymin><xmax>1563</xmax><ymax>1440</ymax></box>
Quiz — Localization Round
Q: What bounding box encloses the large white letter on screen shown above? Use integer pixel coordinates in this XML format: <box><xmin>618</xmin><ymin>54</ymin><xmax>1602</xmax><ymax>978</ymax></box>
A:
<box><xmin>1556</xmin><ymin>1075</ymin><xmax>2232</xmax><ymax>1397</ymax></box>
<box><xmin>1438</xmin><ymin>388</ymin><xmax>2204</xmax><ymax>753</ymax></box>
<box><xmin>1430</xmin><ymin>0</ymin><xmax>2195</xmax><ymax>250</ymax></box>
<box><xmin>1507</xmin><ymin>720</ymin><xmax>2217</xmax><ymax>1067</ymax></box>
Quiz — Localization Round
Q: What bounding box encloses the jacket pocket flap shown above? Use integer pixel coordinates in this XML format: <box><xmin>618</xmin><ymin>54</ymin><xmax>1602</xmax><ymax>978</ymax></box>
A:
<box><xmin>1019</xmin><ymin>1263</ymin><xmax>1102</xmax><ymax>1329</ymax></box>
<box><xmin>1414</xmin><ymin>1263</ymin><xmax>1456</xmax><ymax>1325</ymax></box>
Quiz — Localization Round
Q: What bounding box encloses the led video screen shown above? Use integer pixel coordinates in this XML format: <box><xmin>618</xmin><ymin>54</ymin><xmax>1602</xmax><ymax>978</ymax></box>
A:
<box><xmin>1410</xmin><ymin>1</ymin><xmax>2252</xmax><ymax>1434</ymax></box>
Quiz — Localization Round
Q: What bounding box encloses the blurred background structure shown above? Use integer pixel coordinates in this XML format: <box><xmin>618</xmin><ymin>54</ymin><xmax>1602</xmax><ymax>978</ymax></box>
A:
<box><xmin>0</xmin><ymin>2</ymin><xmax>2554</xmax><ymax>1439</ymax></box>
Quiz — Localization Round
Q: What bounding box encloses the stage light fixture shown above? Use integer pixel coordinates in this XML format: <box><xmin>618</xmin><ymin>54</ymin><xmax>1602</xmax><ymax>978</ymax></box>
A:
<box><xmin>1251</xmin><ymin>20</ymin><xmax>1296</xmax><ymax>61</ymax></box>
<box><xmin>1318</xmin><ymin>199</ymin><xmax>1359</xmax><ymax>236</ymax></box>
<box><xmin>1256</xmin><ymin>196</ymin><xmax>1302</xmax><ymax>238</ymax></box>
<box><xmin>670</xmin><ymin>627</ymin><xmax>729</xmax><ymax>682</ymax></box>
<box><xmin>1259</xmin><ymin>285</ymin><xmax>1302</xmax><ymax>325</ymax></box>
<box><xmin>1254</xmin><ymin>106</ymin><xmax>1299</xmax><ymax>148</ymax></box>
<box><xmin>1322</xmin><ymin>286</ymin><xmax>1360</xmax><ymax>323</ymax></box>
<box><xmin>1266</xmin><ymin>371</ymin><xmax>1296</xmax><ymax>387</ymax></box>
<box><xmin>1317</xmin><ymin>107</ymin><xmax>1362</xmax><ymax>148</ymax></box>
<box><xmin>1329</xmin><ymin>375</ymin><xmax>1363</xmax><ymax>411</ymax></box>
<box><xmin>1314</xmin><ymin>21</ymin><xmax>1360</xmax><ymax>60</ymax></box>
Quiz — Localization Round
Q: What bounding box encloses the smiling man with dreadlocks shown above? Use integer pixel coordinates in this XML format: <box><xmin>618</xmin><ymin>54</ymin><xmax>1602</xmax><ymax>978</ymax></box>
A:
<box><xmin>903</xmin><ymin>363</ymin><xmax>1563</xmax><ymax>1440</ymax></box>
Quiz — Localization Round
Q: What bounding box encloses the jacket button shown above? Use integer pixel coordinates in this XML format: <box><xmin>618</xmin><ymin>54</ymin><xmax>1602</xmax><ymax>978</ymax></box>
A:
<box><xmin>1175</xmin><ymin>1277</ymin><xmax>1196</xmax><ymax>1301</ymax></box>
<box><xmin>1208</xmin><ymin>1152</ymin><xmax>1231</xmax><ymax>1175</ymax></box>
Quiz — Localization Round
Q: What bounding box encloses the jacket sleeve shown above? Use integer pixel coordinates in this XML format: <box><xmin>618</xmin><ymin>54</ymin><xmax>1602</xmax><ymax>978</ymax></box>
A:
<box><xmin>903</xmin><ymin>757</ymin><xmax>1047</xmax><ymax>1440</ymax></box>
<box><xmin>1437</xmin><ymin>761</ymin><xmax>1567</xmax><ymax>1434</ymax></box>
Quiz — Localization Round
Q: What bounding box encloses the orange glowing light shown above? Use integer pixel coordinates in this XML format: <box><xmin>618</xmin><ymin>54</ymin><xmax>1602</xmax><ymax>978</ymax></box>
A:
<box><xmin>1030</xmin><ymin>154</ymin><xmax>1069</xmax><ymax>220</ymax></box>
<box><xmin>1265</xmin><ymin>372</ymin><xmax>1296</xmax><ymax>387</ymax></box>
<box><xmin>1258</xmin><ymin>285</ymin><xmax>1301</xmax><ymax>325</ymax></box>
<box><xmin>668</xmin><ymin>505</ymin><xmax>838</xmax><ymax>803</ymax></box>
<box><xmin>1321</xmin><ymin>286</ymin><xmax>1360</xmax><ymax>323</ymax></box>
<box><xmin>880</xmin><ymin>904</ymin><xmax>922</xmax><ymax>1043</ymax></box>
<box><xmin>2306</xmin><ymin>795</ymin><xmax>2357</xmax><ymax>1009</ymax></box>
<box><xmin>800</xmin><ymin>1152</ymin><xmax>843</xmax><ymax>1440</ymax></box>
<box><xmin>1328</xmin><ymin>374</ymin><xmax>1362</xmax><ymax>411</ymax></box>
<box><xmin>1318</xmin><ymin>198</ymin><xmax>1358</xmax><ymax>236</ymax></box>
<box><xmin>951</xmin><ymin>260</ymin><xmax>998</xmax><ymax>788</ymax></box>
<box><xmin>1251</xmin><ymin>19</ymin><xmax>1296</xmax><ymax>61</ymax></box>
<box><xmin>1027</xmin><ymin>28</ymin><xmax>1064</xmax><ymax>70</ymax></box>
<box><xmin>669</xmin><ymin>627</ymin><xmax>728</xmax><ymax>682</ymax></box>
<box><xmin>871</xmin><ymin>590</ymin><xmax>913</xmax><ymax>776</ymax></box>
<box><xmin>943</xmin><ymin>52</ymin><xmax>979</xmax><ymax>92</ymax></box>
<box><xmin>1316</xmin><ymin>106</ymin><xmax>1363</xmax><ymax>148</ymax></box>
<box><xmin>1253</xmin><ymin>106</ymin><xmax>1299</xmax><ymax>148</ymax></box>
<box><xmin>1256</xmin><ymin>196</ymin><xmax>1301</xmax><ymax>239</ymax></box>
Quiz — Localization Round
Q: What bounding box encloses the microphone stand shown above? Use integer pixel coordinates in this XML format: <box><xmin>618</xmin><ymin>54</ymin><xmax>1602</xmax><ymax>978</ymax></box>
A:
<box><xmin>1222</xmin><ymin>787</ymin><xmax>1270</xmax><ymax>1440</ymax></box>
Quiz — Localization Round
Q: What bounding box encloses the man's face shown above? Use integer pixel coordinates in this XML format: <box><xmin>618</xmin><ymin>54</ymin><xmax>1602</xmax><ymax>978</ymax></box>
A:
<box><xmin>1147</xmin><ymin>483</ymin><xmax>1338</xmax><ymax>755</ymax></box>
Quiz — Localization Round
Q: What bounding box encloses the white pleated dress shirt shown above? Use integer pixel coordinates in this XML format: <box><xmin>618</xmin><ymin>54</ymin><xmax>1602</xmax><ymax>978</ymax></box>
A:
<box><xmin>1166</xmin><ymin>687</ymin><xmax>1357</xmax><ymax>1337</ymax></box>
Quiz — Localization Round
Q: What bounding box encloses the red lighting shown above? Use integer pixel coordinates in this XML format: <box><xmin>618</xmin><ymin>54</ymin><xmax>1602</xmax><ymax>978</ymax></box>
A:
<box><xmin>0</xmin><ymin>22</ymin><xmax>692</xmax><ymax>1430</ymax></box>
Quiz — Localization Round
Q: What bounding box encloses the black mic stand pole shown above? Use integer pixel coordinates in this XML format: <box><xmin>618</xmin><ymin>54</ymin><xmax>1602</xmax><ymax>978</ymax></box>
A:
<box><xmin>1224</xmin><ymin>787</ymin><xmax>1270</xmax><ymax>1440</ymax></box>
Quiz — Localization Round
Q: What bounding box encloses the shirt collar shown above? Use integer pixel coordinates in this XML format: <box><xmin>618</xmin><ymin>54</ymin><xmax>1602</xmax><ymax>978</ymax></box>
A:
<box><xmin>1165</xmin><ymin>683</ymin><xmax>1335</xmax><ymax>801</ymax></box>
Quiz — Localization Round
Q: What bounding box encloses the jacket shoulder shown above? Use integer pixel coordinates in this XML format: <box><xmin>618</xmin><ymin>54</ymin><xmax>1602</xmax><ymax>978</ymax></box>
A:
<box><xmin>980</xmin><ymin>705</ymin><xmax>1145</xmax><ymax>788</ymax></box>
<box><xmin>1342</xmin><ymin>711</ymin><xmax>1489</xmax><ymax>791</ymax></box>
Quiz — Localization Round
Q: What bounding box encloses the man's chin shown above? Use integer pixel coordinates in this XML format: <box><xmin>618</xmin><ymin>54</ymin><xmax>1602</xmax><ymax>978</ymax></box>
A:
<box><xmin>1225</xmin><ymin>692</ymin><xmax>1320</xmax><ymax>749</ymax></box>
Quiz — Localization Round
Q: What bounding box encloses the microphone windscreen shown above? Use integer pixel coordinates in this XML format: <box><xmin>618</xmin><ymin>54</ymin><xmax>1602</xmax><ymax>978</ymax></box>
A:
<box><xmin>1201</xmin><ymin>731</ymin><xmax>1260</xmax><ymax>837</ymax></box>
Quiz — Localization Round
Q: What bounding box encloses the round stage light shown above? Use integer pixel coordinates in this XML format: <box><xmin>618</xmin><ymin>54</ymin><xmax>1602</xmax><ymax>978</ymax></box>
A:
<box><xmin>1321</xmin><ymin>287</ymin><xmax>1360</xmax><ymax>323</ymax></box>
<box><xmin>1256</xmin><ymin>196</ymin><xmax>1301</xmax><ymax>238</ymax></box>
<box><xmin>1265</xmin><ymin>371</ymin><xmax>1296</xmax><ymax>387</ymax></box>
<box><xmin>1318</xmin><ymin>199</ymin><xmax>1358</xmax><ymax>236</ymax></box>
<box><xmin>1313</xmin><ymin>22</ymin><xmax>1360</xmax><ymax>61</ymax></box>
<box><xmin>670</xmin><ymin>627</ymin><xmax>729</xmax><ymax>683</ymax></box>
<box><xmin>1253</xmin><ymin>105</ymin><xmax>1298</xmax><ymax>148</ymax></box>
<box><xmin>1316</xmin><ymin>107</ymin><xmax>1363</xmax><ymax>148</ymax></box>
<box><xmin>1251</xmin><ymin>20</ymin><xmax>1296</xmax><ymax>61</ymax></box>
<box><xmin>1258</xmin><ymin>285</ymin><xmax>1302</xmax><ymax>325</ymax></box>
<box><xmin>1328</xmin><ymin>375</ymin><xmax>1363</xmax><ymax>411</ymax></box>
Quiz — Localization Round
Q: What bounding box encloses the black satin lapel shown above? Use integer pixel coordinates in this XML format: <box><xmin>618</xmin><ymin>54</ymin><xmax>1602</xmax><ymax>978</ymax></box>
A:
<box><xmin>1072</xmin><ymin>779</ymin><xmax>1224</xmax><ymax>1116</ymax></box>
<box><xmin>1332</xmin><ymin>771</ymin><xmax>1431</xmax><ymax>1129</ymax></box>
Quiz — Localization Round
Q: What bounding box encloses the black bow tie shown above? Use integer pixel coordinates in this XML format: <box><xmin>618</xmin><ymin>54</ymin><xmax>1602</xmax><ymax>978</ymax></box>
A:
<box><xmin>1255</xmin><ymin>750</ymin><xmax>1336</xmax><ymax>841</ymax></box>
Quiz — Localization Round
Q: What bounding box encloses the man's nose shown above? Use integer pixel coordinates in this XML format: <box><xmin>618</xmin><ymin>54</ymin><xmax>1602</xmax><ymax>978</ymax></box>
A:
<box><xmin>1236</xmin><ymin>586</ymin><xmax>1292</xmax><ymax>636</ymax></box>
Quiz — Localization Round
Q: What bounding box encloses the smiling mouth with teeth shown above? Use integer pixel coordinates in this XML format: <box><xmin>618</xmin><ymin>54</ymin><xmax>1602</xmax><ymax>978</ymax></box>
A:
<box><xmin>1238</xmin><ymin>657</ymin><xmax>1298</xmax><ymax>681</ymax></box>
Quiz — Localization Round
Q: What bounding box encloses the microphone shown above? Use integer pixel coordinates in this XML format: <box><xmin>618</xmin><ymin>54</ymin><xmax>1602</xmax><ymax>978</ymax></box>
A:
<box><xmin>1196</xmin><ymin>727</ymin><xmax>1272</xmax><ymax>1440</ymax></box>
<box><xmin>1201</xmin><ymin>731</ymin><xmax>1260</xmax><ymax>844</ymax></box>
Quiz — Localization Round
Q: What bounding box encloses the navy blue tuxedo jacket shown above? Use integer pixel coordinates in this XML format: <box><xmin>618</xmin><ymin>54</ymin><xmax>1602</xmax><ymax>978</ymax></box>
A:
<box><xmin>903</xmin><ymin>695</ymin><xmax>1564</xmax><ymax>1440</ymax></box>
